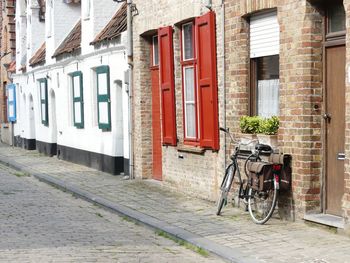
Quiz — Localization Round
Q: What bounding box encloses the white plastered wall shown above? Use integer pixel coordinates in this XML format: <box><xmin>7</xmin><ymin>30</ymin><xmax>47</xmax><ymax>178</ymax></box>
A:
<box><xmin>13</xmin><ymin>36</ymin><xmax>129</xmax><ymax>159</ymax></box>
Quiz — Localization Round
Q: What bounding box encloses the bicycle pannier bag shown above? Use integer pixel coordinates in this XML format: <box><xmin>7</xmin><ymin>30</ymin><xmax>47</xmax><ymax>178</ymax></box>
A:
<box><xmin>247</xmin><ymin>161</ymin><xmax>273</xmax><ymax>191</ymax></box>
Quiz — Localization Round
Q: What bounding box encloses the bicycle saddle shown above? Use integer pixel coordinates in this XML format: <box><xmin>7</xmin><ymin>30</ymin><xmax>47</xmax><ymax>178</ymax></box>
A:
<box><xmin>255</xmin><ymin>144</ymin><xmax>272</xmax><ymax>152</ymax></box>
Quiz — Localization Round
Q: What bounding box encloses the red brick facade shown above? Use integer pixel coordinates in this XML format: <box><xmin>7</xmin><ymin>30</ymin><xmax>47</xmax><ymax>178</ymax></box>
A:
<box><xmin>0</xmin><ymin>0</ymin><xmax>16</xmax><ymax>145</ymax></box>
<box><xmin>0</xmin><ymin>0</ymin><xmax>16</xmax><ymax>123</ymax></box>
<box><xmin>132</xmin><ymin>0</ymin><xmax>350</xmax><ymax>229</ymax></box>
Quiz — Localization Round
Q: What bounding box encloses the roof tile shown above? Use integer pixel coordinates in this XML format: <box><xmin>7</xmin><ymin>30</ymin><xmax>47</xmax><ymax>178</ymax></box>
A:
<box><xmin>91</xmin><ymin>3</ymin><xmax>127</xmax><ymax>45</ymax></box>
<box><xmin>53</xmin><ymin>20</ymin><xmax>81</xmax><ymax>58</ymax></box>
<box><xmin>29</xmin><ymin>43</ymin><xmax>46</xmax><ymax>67</ymax></box>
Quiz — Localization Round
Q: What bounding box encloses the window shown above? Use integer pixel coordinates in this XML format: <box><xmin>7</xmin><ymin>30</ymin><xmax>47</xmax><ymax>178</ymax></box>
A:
<box><xmin>181</xmin><ymin>22</ymin><xmax>197</xmax><ymax>141</ymax></box>
<box><xmin>251</xmin><ymin>56</ymin><xmax>279</xmax><ymax>117</ymax></box>
<box><xmin>7</xmin><ymin>84</ymin><xmax>16</xmax><ymax>122</ymax></box>
<box><xmin>327</xmin><ymin>2</ymin><xmax>345</xmax><ymax>34</ymax></box>
<box><xmin>182</xmin><ymin>23</ymin><xmax>194</xmax><ymax>60</ymax></box>
<box><xmin>70</xmin><ymin>71</ymin><xmax>84</xmax><ymax>128</ymax></box>
<box><xmin>96</xmin><ymin>66</ymin><xmax>111</xmax><ymax>130</ymax></box>
<box><xmin>39</xmin><ymin>78</ymin><xmax>48</xmax><ymax>126</ymax></box>
<box><xmin>250</xmin><ymin>11</ymin><xmax>280</xmax><ymax>117</ymax></box>
<box><xmin>152</xmin><ymin>35</ymin><xmax>159</xmax><ymax>66</ymax></box>
<box><xmin>157</xmin><ymin>12</ymin><xmax>218</xmax><ymax>149</ymax></box>
<box><xmin>179</xmin><ymin>12</ymin><xmax>219</xmax><ymax>150</ymax></box>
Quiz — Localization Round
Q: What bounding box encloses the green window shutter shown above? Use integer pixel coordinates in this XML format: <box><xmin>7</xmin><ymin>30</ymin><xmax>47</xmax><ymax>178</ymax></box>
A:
<box><xmin>96</xmin><ymin>66</ymin><xmax>111</xmax><ymax>131</ymax></box>
<box><xmin>71</xmin><ymin>71</ymin><xmax>84</xmax><ymax>128</ymax></box>
<box><xmin>39</xmin><ymin>78</ymin><xmax>49</xmax><ymax>126</ymax></box>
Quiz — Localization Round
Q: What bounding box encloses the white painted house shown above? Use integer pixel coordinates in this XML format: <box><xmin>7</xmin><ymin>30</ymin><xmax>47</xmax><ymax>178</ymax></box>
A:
<box><xmin>13</xmin><ymin>0</ymin><xmax>130</xmax><ymax>175</ymax></box>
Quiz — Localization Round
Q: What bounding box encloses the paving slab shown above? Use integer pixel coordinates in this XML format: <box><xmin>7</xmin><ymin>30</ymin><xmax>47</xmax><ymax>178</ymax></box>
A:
<box><xmin>0</xmin><ymin>144</ymin><xmax>350</xmax><ymax>263</ymax></box>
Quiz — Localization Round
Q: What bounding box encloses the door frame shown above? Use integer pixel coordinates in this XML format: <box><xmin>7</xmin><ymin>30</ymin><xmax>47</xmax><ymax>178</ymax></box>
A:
<box><xmin>322</xmin><ymin>6</ymin><xmax>346</xmax><ymax>214</ymax></box>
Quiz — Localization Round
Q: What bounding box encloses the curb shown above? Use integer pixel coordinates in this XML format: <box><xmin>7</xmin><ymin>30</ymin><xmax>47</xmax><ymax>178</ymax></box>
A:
<box><xmin>0</xmin><ymin>155</ymin><xmax>256</xmax><ymax>263</ymax></box>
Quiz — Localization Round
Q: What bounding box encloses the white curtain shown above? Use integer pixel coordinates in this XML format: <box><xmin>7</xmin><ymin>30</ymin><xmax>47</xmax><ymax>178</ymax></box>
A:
<box><xmin>257</xmin><ymin>79</ymin><xmax>279</xmax><ymax>118</ymax></box>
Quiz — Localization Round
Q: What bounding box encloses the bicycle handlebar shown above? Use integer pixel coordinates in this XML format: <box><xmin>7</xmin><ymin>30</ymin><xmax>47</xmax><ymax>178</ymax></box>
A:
<box><xmin>219</xmin><ymin>127</ymin><xmax>258</xmax><ymax>148</ymax></box>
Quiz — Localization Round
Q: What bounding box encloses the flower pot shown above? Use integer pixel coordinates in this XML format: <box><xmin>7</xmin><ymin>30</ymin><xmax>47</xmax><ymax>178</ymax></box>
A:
<box><xmin>236</xmin><ymin>133</ymin><xmax>258</xmax><ymax>152</ymax></box>
<box><xmin>257</xmin><ymin>134</ymin><xmax>278</xmax><ymax>149</ymax></box>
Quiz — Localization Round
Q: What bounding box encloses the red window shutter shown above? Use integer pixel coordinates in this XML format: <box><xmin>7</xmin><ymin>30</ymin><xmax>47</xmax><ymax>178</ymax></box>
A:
<box><xmin>158</xmin><ymin>26</ymin><xmax>177</xmax><ymax>146</ymax></box>
<box><xmin>195</xmin><ymin>11</ymin><xmax>219</xmax><ymax>150</ymax></box>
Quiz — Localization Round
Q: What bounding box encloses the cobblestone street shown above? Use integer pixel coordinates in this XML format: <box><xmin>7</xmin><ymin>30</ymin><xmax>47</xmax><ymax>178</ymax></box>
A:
<box><xmin>1</xmin><ymin>144</ymin><xmax>350</xmax><ymax>263</ymax></box>
<box><xmin>0</xmin><ymin>163</ymin><xmax>221</xmax><ymax>263</ymax></box>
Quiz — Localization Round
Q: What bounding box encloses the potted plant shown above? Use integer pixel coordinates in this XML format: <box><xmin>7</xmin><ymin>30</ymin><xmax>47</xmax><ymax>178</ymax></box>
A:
<box><xmin>238</xmin><ymin>116</ymin><xmax>259</xmax><ymax>150</ymax></box>
<box><xmin>257</xmin><ymin>116</ymin><xmax>279</xmax><ymax>148</ymax></box>
<box><xmin>239</xmin><ymin>115</ymin><xmax>279</xmax><ymax>149</ymax></box>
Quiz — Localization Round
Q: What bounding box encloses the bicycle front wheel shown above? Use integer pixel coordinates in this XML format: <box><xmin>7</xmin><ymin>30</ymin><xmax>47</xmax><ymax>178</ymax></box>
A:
<box><xmin>216</xmin><ymin>164</ymin><xmax>235</xmax><ymax>215</ymax></box>
<box><xmin>247</xmin><ymin>177</ymin><xmax>278</xmax><ymax>224</ymax></box>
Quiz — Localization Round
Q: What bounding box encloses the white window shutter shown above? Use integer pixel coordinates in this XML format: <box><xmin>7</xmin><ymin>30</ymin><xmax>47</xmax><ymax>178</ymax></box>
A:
<box><xmin>250</xmin><ymin>12</ymin><xmax>280</xmax><ymax>58</ymax></box>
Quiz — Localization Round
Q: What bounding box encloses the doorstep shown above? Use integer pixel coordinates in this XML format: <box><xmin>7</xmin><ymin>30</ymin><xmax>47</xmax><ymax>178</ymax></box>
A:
<box><xmin>304</xmin><ymin>213</ymin><xmax>345</xmax><ymax>229</ymax></box>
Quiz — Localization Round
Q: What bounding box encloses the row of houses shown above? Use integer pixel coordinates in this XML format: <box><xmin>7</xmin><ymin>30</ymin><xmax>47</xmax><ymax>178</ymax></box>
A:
<box><xmin>0</xmin><ymin>0</ymin><xmax>349</xmax><ymax>232</ymax></box>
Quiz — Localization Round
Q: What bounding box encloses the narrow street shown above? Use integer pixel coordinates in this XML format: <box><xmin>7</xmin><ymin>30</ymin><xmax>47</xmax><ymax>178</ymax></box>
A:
<box><xmin>0</xmin><ymin>163</ymin><xmax>221</xmax><ymax>263</ymax></box>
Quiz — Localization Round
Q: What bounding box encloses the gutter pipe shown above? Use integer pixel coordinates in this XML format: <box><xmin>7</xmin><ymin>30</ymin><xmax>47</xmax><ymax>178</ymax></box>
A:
<box><xmin>221</xmin><ymin>0</ymin><xmax>227</xmax><ymax>172</ymax></box>
<box><xmin>126</xmin><ymin>0</ymin><xmax>134</xmax><ymax>179</ymax></box>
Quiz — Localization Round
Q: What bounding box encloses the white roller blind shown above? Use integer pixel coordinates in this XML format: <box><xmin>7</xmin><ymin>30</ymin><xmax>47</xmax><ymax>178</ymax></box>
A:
<box><xmin>250</xmin><ymin>12</ymin><xmax>279</xmax><ymax>58</ymax></box>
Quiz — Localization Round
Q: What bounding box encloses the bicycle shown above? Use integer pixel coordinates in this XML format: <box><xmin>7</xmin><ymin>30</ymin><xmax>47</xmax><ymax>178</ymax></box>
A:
<box><xmin>217</xmin><ymin>127</ymin><xmax>279</xmax><ymax>224</ymax></box>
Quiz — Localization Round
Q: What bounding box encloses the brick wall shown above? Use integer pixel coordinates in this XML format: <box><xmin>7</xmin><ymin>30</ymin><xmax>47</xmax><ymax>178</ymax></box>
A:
<box><xmin>132</xmin><ymin>0</ymin><xmax>225</xmax><ymax>200</ymax></box>
<box><xmin>225</xmin><ymin>0</ymin><xmax>324</xmax><ymax>219</ymax></box>
<box><xmin>0</xmin><ymin>0</ymin><xmax>16</xmax><ymax>122</ymax></box>
<box><xmin>133</xmin><ymin>0</ymin><xmax>350</xmax><ymax>225</ymax></box>
<box><xmin>279</xmin><ymin>0</ymin><xmax>323</xmax><ymax>219</ymax></box>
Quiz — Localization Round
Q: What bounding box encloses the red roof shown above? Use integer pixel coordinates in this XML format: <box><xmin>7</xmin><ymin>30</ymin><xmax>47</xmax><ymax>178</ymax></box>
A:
<box><xmin>53</xmin><ymin>20</ymin><xmax>81</xmax><ymax>58</ymax></box>
<box><xmin>29</xmin><ymin>43</ymin><xmax>46</xmax><ymax>67</ymax></box>
<box><xmin>91</xmin><ymin>3</ymin><xmax>127</xmax><ymax>45</ymax></box>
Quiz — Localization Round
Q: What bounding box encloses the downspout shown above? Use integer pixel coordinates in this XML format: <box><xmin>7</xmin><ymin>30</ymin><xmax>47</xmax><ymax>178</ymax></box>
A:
<box><xmin>221</xmin><ymin>0</ymin><xmax>226</xmax><ymax>172</ymax></box>
<box><xmin>127</xmin><ymin>0</ymin><xmax>134</xmax><ymax>179</ymax></box>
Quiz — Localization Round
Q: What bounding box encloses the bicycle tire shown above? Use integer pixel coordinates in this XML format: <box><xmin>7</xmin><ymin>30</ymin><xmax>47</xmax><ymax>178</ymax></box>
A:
<box><xmin>247</xmin><ymin>176</ymin><xmax>278</xmax><ymax>224</ymax></box>
<box><xmin>216</xmin><ymin>164</ymin><xmax>235</xmax><ymax>215</ymax></box>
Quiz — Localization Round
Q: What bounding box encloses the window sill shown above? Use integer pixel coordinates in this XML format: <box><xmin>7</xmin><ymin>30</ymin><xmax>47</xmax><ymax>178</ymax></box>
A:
<box><xmin>177</xmin><ymin>145</ymin><xmax>205</xmax><ymax>154</ymax></box>
<box><xmin>150</xmin><ymin>65</ymin><xmax>159</xmax><ymax>70</ymax></box>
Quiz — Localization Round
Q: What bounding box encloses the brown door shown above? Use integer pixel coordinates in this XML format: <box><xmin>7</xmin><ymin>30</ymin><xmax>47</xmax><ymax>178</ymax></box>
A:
<box><xmin>325</xmin><ymin>44</ymin><xmax>345</xmax><ymax>216</ymax></box>
<box><xmin>151</xmin><ymin>68</ymin><xmax>162</xmax><ymax>180</ymax></box>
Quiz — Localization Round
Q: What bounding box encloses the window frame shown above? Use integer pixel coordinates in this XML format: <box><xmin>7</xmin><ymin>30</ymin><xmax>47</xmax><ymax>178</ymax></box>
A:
<box><xmin>70</xmin><ymin>71</ymin><xmax>84</xmax><ymax>128</ymax></box>
<box><xmin>180</xmin><ymin>20</ymin><xmax>199</xmax><ymax>145</ymax></box>
<box><xmin>38</xmin><ymin>78</ymin><xmax>48</xmax><ymax>126</ymax></box>
<box><xmin>96</xmin><ymin>65</ymin><xmax>111</xmax><ymax>131</ymax></box>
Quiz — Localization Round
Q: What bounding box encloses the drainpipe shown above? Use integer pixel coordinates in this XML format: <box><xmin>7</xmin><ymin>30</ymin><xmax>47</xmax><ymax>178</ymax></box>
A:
<box><xmin>127</xmin><ymin>0</ymin><xmax>134</xmax><ymax>180</ymax></box>
<box><xmin>221</xmin><ymin>0</ymin><xmax>227</xmax><ymax>172</ymax></box>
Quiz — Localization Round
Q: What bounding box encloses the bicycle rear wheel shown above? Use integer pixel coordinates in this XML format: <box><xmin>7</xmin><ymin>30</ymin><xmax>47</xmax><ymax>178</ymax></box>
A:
<box><xmin>216</xmin><ymin>164</ymin><xmax>235</xmax><ymax>215</ymax></box>
<box><xmin>247</xmin><ymin>176</ymin><xmax>278</xmax><ymax>224</ymax></box>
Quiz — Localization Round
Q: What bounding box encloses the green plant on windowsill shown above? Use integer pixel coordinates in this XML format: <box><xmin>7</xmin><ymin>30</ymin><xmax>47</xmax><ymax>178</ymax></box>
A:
<box><xmin>239</xmin><ymin>115</ymin><xmax>261</xmax><ymax>134</ymax></box>
<box><xmin>239</xmin><ymin>115</ymin><xmax>279</xmax><ymax>135</ymax></box>
<box><xmin>259</xmin><ymin>116</ymin><xmax>279</xmax><ymax>135</ymax></box>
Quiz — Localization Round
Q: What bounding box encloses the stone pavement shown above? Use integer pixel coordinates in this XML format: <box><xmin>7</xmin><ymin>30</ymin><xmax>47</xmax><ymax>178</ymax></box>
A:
<box><xmin>0</xmin><ymin>162</ymin><xmax>221</xmax><ymax>263</ymax></box>
<box><xmin>0</xmin><ymin>143</ymin><xmax>349</xmax><ymax>263</ymax></box>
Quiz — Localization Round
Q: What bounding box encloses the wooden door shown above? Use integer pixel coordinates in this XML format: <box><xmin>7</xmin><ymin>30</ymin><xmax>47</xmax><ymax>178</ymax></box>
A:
<box><xmin>151</xmin><ymin>68</ymin><xmax>162</xmax><ymax>180</ymax></box>
<box><xmin>325</xmin><ymin>45</ymin><xmax>345</xmax><ymax>216</ymax></box>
